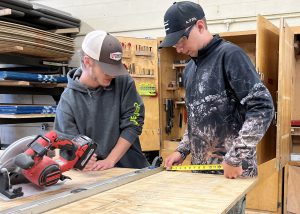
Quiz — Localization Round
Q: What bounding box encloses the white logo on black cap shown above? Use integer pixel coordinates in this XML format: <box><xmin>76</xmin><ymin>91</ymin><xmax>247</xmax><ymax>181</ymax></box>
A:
<box><xmin>164</xmin><ymin>20</ymin><xmax>170</xmax><ymax>32</ymax></box>
<box><xmin>186</xmin><ymin>17</ymin><xmax>197</xmax><ymax>24</ymax></box>
<box><xmin>110</xmin><ymin>52</ymin><xmax>122</xmax><ymax>61</ymax></box>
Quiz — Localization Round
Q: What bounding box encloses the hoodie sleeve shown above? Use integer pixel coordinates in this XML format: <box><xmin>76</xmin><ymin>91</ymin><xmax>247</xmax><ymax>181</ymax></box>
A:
<box><xmin>223</xmin><ymin>48</ymin><xmax>274</xmax><ymax>167</ymax></box>
<box><xmin>119</xmin><ymin>77</ymin><xmax>145</xmax><ymax>144</ymax></box>
<box><xmin>54</xmin><ymin>96</ymin><xmax>80</xmax><ymax>140</ymax></box>
<box><xmin>176</xmin><ymin>129</ymin><xmax>191</xmax><ymax>160</ymax></box>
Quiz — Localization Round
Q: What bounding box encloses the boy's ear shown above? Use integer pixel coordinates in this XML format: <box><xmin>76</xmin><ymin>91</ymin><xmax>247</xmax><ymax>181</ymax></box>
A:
<box><xmin>196</xmin><ymin>20</ymin><xmax>205</xmax><ymax>32</ymax></box>
<box><xmin>83</xmin><ymin>55</ymin><xmax>92</xmax><ymax>68</ymax></box>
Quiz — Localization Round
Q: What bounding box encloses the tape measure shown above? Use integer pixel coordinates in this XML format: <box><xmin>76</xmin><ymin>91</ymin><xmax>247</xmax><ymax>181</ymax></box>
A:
<box><xmin>169</xmin><ymin>161</ymin><xmax>248</xmax><ymax>171</ymax></box>
<box><xmin>170</xmin><ymin>164</ymin><xmax>223</xmax><ymax>171</ymax></box>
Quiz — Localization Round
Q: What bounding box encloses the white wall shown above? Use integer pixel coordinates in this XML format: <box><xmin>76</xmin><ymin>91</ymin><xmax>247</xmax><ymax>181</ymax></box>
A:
<box><xmin>30</xmin><ymin>0</ymin><xmax>300</xmax><ymax>67</ymax></box>
<box><xmin>32</xmin><ymin>0</ymin><xmax>300</xmax><ymax>37</ymax></box>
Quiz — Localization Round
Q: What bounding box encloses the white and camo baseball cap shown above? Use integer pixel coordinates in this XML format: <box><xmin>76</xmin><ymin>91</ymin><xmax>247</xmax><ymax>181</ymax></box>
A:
<box><xmin>82</xmin><ymin>30</ymin><xmax>127</xmax><ymax>76</ymax></box>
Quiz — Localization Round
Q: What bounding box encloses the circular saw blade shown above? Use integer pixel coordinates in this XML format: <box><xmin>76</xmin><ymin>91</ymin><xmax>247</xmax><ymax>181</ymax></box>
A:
<box><xmin>0</xmin><ymin>135</ymin><xmax>36</xmax><ymax>171</ymax></box>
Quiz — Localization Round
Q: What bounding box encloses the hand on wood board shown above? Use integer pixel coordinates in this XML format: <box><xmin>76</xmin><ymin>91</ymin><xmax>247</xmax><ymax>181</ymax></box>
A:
<box><xmin>83</xmin><ymin>154</ymin><xmax>115</xmax><ymax>171</ymax></box>
<box><xmin>222</xmin><ymin>162</ymin><xmax>243</xmax><ymax>179</ymax></box>
<box><xmin>89</xmin><ymin>159</ymin><xmax>115</xmax><ymax>171</ymax></box>
<box><xmin>83</xmin><ymin>154</ymin><xmax>97</xmax><ymax>171</ymax></box>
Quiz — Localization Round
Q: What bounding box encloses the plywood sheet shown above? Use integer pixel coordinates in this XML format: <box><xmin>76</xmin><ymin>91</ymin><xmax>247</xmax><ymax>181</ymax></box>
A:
<box><xmin>0</xmin><ymin>168</ymin><xmax>134</xmax><ymax>212</ymax></box>
<box><xmin>46</xmin><ymin>171</ymin><xmax>257</xmax><ymax>214</ymax></box>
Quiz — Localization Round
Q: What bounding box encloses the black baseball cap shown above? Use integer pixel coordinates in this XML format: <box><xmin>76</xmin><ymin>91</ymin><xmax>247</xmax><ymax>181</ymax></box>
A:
<box><xmin>159</xmin><ymin>1</ymin><xmax>205</xmax><ymax>48</ymax></box>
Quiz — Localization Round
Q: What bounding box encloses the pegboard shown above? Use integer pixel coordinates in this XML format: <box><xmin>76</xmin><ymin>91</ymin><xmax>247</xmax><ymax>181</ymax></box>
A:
<box><xmin>117</xmin><ymin>36</ymin><xmax>159</xmax><ymax>151</ymax></box>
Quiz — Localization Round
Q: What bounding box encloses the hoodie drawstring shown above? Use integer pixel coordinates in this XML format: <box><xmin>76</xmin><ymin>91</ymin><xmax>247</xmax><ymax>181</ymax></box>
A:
<box><xmin>87</xmin><ymin>89</ymin><xmax>92</xmax><ymax>97</ymax></box>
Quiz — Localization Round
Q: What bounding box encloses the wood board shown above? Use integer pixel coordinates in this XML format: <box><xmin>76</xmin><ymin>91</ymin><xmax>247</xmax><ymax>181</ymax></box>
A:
<box><xmin>0</xmin><ymin>20</ymin><xmax>73</xmax><ymax>42</ymax></box>
<box><xmin>46</xmin><ymin>171</ymin><xmax>257</xmax><ymax>214</ymax></box>
<box><xmin>0</xmin><ymin>168</ymin><xmax>135</xmax><ymax>212</ymax></box>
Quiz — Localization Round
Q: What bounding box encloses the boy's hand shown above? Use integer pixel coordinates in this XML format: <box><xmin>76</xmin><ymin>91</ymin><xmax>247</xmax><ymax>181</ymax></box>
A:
<box><xmin>165</xmin><ymin>152</ymin><xmax>184</xmax><ymax>170</ymax></box>
<box><xmin>222</xmin><ymin>162</ymin><xmax>243</xmax><ymax>179</ymax></box>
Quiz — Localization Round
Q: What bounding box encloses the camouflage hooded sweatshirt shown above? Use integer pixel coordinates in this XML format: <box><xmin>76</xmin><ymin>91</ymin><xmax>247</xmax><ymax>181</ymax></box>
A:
<box><xmin>177</xmin><ymin>35</ymin><xmax>274</xmax><ymax>177</ymax></box>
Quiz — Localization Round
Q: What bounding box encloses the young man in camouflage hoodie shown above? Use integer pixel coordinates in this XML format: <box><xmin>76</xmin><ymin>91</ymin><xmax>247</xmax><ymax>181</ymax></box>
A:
<box><xmin>160</xmin><ymin>2</ymin><xmax>274</xmax><ymax>213</ymax></box>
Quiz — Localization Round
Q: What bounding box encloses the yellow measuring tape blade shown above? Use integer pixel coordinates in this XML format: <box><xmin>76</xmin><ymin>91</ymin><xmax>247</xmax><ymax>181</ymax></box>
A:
<box><xmin>170</xmin><ymin>164</ymin><xmax>223</xmax><ymax>171</ymax></box>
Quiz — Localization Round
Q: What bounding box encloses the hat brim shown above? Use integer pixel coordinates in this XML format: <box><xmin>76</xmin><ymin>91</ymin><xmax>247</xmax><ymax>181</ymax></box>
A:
<box><xmin>98</xmin><ymin>62</ymin><xmax>128</xmax><ymax>76</ymax></box>
<box><xmin>159</xmin><ymin>29</ymin><xmax>186</xmax><ymax>49</ymax></box>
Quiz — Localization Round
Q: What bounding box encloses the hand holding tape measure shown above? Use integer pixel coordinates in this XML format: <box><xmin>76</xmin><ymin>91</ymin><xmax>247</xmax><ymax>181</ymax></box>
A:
<box><xmin>168</xmin><ymin>161</ymin><xmax>248</xmax><ymax>171</ymax></box>
<box><xmin>150</xmin><ymin>156</ymin><xmax>248</xmax><ymax>172</ymax></box>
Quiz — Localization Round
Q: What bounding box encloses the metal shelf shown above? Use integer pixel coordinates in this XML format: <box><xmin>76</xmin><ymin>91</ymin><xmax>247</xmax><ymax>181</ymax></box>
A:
<box><xmin>291</xmin><ymin>126</ymin><xmax>300</xmax><ymax>136</ymax></box>
<box><xmin>0</xmin><ymin>114</ymin><xmax>55</xmax><ymax>124</ymax></box>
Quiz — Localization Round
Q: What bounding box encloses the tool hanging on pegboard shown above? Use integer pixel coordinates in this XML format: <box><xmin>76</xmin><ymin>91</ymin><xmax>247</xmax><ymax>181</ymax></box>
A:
<box><xmin>177</xmin><ymin>71</ymin><xmax>183</xmax><ymax>87</ymax></box>
<box><xmin>165</xmin><ymin>98</ymin><xmax>174</xmax><ymax>134</ymax></box>
<box><xmin>137</xmin><ymin>83</ymin><xmax>157</xmax><ymax>96</ymax></box>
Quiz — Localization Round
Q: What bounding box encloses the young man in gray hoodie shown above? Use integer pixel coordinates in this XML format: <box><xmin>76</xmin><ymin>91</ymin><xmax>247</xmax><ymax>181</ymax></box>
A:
<box><xmin>54</xmin><ymin>30</ymin><xmax>149</xmax><ymax>170</ymax></box>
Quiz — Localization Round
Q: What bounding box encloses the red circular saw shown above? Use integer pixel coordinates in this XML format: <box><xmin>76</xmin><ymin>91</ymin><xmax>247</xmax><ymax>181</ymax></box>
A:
<box><xmin>0</xmin><ymin>131</ymin><xmax>97</xmax><ymax>199</ymax></box>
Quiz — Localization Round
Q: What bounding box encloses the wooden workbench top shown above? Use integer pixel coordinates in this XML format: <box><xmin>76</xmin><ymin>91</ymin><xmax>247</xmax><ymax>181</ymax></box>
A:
<box><xmin>46</xmin><ymin>171</ymin><xmax>257</xmax><ymax>214</ymax></box>
<box><xmin>0</xmin><ymin>168</ymin><xmax>135</xmax><ymax>212</ymax></box>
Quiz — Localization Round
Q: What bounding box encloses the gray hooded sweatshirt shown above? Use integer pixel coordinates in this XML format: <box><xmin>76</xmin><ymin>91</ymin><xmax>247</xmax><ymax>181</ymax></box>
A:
<box><xmin>54</xmin><ymin>68</ymin><xmax>149</xmax><ymax>168</ymax></box>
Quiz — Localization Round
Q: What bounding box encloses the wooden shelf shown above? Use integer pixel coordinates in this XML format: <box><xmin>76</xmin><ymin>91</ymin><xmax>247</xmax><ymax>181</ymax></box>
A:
<box><xmin>291</xmin><ymin>127</ymin><xmax>300</xmax><ymax>136</ymax></box>
<box><xmin>172</xmin><ymin>63</ymin><xmax>187</xmax><ymax>69</ymax></box>
<box><xmin>0</xmin><ymin>114</ymin><xmax>55</xmax><ymax>119</ymax></box>
<box><xmin>130</xmin><ymin>74</ymin><xmax>155</xmax><ymax>78</ymax></box>
<box><xmin>135</xmin><ymin>51</ymin><xmax>153</xmax><ymax>57</ymax></box>
<box><xmin>0</xmin><ymin>80</ymin><xmax>66</xmax><ymax>88</ymax></box>
<box><xmin>166</xmin><ymin>87</ymin><xmax>178</xmax><ymax>91</ymax></box>
<box><xmin>0</xmin><ymin>114</ymin><xmax>55</xmax><ymax>124</ymax></box>
<box><xmin>175</xmin><ymin>101</ymin><xmax>185</xmax><ymax>108</ymax></box>
<box><xmin>288</xmin><ymin>161</ymin><xmax>300</xmax><ymax>167</ymax></box>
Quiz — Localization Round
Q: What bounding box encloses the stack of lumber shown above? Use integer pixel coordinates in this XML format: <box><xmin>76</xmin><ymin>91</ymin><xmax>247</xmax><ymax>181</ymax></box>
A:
<box><xmin>0</xmin><ymin>20</ymin><xmax>74</xmax><ymax>61</ymax></box>
<box><xmin>0</xmin><ymin>0</ymin><xmax>80</xmax><ymax>30</ymax></box>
